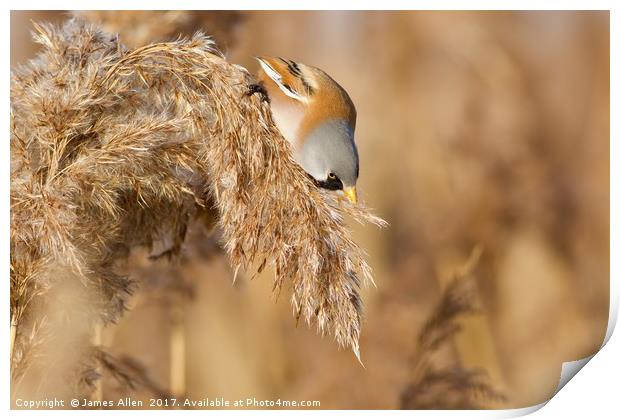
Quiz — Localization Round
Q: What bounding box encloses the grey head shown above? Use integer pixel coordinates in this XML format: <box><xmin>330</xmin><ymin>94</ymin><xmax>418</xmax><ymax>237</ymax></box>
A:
<box><xmin>296</xmin><ymin>119</ymin><xmax>359</xmax><ymax>203</ymax></box>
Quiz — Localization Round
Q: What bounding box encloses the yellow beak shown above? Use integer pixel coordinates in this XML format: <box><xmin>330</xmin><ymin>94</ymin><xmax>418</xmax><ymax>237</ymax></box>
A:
<box><xmin>343</xmin><ymin>186</ymin><xmax>358</xmax><ymax>204</ymax></box>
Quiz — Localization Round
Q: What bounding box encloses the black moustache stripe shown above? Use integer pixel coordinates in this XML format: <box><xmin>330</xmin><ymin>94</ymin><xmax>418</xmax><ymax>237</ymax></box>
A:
<box><xmin>314</xmin><ymin>177</ymin><xmax>343</xmax><ymax>191</ymax></box>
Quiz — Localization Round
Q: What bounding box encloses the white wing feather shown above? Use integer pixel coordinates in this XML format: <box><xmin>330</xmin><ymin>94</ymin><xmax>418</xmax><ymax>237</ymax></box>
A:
<box><xmin>257</xmin><ymin>58</ymin><xmax>305</xmax><ymax>102</ymax></box>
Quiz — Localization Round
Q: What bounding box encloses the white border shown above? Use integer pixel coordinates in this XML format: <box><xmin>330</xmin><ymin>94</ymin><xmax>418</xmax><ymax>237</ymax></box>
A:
<box><xmin>3</xmin><ymin>2</ymin><xmax>616</xmax><ymax>419</ymax></box>
<box><xmin>2</xmin><ymin>0</ymin><xmax>618</xmax><ymax>10</ymax></box>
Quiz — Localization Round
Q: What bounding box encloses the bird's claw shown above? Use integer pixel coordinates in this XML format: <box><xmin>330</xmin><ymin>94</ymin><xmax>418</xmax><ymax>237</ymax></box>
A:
<box><xmin>246</xmin><ymin>83</ymin><xmax>270</xmax><ymax>103</ymax></box>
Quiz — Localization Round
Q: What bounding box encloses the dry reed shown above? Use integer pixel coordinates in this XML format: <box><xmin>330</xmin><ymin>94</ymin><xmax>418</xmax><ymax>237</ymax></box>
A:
<box><xmin>10</xmin><ymin>17</ymin><xmax>385</xmax><ymax>391</ymax></box>
<box><xmin>72</xmin><ymin>10</ymin><xmax>244</xmax><ymax>50</ymax></box>
<box><xmin>85</xmin><ymin>348</ymin><xmax>174</xmax><ymax>400</ymax></box>
<box><xmin>400</xmin><ymin>248</ymin><xmax>506</xmax><ymax>409</ymax></box>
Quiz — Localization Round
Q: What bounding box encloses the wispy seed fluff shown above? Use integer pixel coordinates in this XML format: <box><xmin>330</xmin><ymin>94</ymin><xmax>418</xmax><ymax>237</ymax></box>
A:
<box><xmin>10</xmin><ymin>19</ymin><xmax>386</xmax><ymax>360</ymax></box>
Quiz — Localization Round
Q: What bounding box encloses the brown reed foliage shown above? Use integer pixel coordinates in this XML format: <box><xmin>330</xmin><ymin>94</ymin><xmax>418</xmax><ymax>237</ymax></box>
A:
<box><xmin>72</xmin><ymin>10</ymin><xmax>244</xmax><ymax>50</ymax></box>
<box><xmin>82</xmin><ymin>348</ymin><xmax>175</xmax><ymax>400</ymax></box>
<box><xmin>400</xmin><ymin>248</ymin><xmax>506</xmax><ymax>409</ymax></box>
<box><xmin>10</xmin><ymin>17</ymin><xmax>386</xmax><ymax>388</ymax></box>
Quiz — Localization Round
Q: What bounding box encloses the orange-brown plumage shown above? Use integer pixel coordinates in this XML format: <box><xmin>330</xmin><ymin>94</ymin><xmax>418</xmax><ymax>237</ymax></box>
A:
<box><xmin>297</xmin><ymin>66</ymin><xmax>356</xmax><ymax>142</ymax></box>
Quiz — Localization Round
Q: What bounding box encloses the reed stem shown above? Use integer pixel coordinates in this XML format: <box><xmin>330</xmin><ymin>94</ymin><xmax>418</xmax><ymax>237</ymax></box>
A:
<box><xmin>170</xmin><ymin>303</ymin><xmax>186</xmax><ymax>398</ymax></box>
<box><xmin>91</xmin><ymin>323</ymin><xmax>103</xmax><ymax>402</ymax></box>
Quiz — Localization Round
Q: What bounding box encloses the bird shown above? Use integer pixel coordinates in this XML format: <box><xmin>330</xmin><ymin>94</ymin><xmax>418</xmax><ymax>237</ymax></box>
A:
<box><xmin>254</xmin><ymin>56</ymin><xmax>359</xmax><ymax>204</ymax></box>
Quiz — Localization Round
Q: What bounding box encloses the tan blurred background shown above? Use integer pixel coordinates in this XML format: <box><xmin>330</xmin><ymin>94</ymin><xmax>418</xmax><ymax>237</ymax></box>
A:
<box><xmin>11</xmin><ymin>10</ymin><xmax>610</xmax><ymax>409</ymax></box>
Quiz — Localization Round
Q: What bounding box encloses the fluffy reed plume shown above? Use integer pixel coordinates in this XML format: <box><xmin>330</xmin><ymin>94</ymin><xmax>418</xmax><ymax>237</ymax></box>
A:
<box><xmin>10</xmin><ymin>17</ymin><xmax>385</xmax><ymax>389</ymax></box>
<box><xmin>400</xmin><ymin>249</ymin><xmax>505</xmax><ymax>409</ymax></box>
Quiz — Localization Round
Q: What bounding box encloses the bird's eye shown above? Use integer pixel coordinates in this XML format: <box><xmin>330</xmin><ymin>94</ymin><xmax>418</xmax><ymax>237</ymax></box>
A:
<box><xmin>316</xmin><ymin>172</ymin><xmax>344</xmax><ymax>191</ymax></box>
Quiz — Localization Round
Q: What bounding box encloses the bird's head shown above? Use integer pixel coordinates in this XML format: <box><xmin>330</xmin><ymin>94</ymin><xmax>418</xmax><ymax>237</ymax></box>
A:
<box><xmin>299</xmin><ymin>119</ymin><xmax>359</xmax><ymax>203</ymax></box>
<box><xmin>256</xmin><ymin>56</ymin><xmax>359</xmax><ymax>203</ymax></box>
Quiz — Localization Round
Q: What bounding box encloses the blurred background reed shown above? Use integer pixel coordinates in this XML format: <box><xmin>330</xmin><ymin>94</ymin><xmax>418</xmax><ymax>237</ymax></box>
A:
<box><xmin>10</xmin><ymin>10</ymin><xmax>609</xmax><ymax>409</ymax></box>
